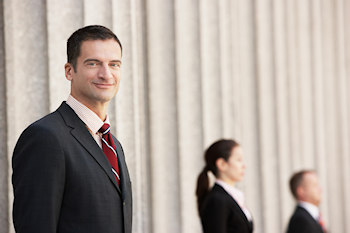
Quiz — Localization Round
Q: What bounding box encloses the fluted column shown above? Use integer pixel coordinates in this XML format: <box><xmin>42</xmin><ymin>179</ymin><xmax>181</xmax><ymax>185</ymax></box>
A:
<box><xmin>334</xmin><ymin>0</ymin><xmax>350</xmax><ymax>232</ymax></box>
<box><xmin>4</xmin><ymin>0</ymin><xmax>49</xmax><ymax>140</ymax></box>
<box><xmin>219</xmin><ymin>0</ymin><xmax>234</xmax><ymax>139</ymax></box>
<box><xmin>112</xmin><ymin>0</ymin><xmax>152</xmax><ymax>232</ymax></box>
<box><xmin>322</xmin><ymin>1</ymin><xmax>344</xmax><ymax>232</ymax></box>
<box><xmin>230</xmin><ymin>0</ymin><xmax>243</xmax><ymax>140</ymax></box>
<box><xmin>342</xmin><ymin>0</ymin><xmax>350</xmax><ymax>230</ymax></box>
<box><xmin>236</xmin><ymin>1</ymin><xmax>263</xmax><ymax>232</ymax></box>
<box><xmin>285</xmin><ymin>0</ymin><xmax>302</xmax><ymax>171</ymax></box>
<box><xmin>4</xmin><ymin>1</ymin><xmax>49</xmax><ymax>232</ymax></box>
<box><xmin>146</xmin><ymin>1</ymin><xmax>180</xmax><ymax>232</ymax></box>
<box><xmin>0</xmin><ymin>0</ymin><xmax>8</xmax><ymax>231</ymax></box>
<box><xmin>310</xmin><ymin>0</ymin><xmax>329</xmax><ymax>226</ymax></box>
<box><xmin>296</xmin><ymin>0</ymin><xmax>315</xmax><ymax>168</ymax></box>
<box><xmin>272</xmin><ymin>0</ymin><xmax>294</xmax><ymax>230</ymax></box>
<box><xmin>85</xmin><ymin>0</ymin><xmax>112</xmax><ymax>27</ymax></box>
<box><xmin>175</xmin><ymin>0</ymin><xmax>203</xmax><ymax>232</ymax></box>
<box><xmin>255</xmin><ymin>0</ymin><xmax>280</xmax><ymax>232</ymax></box>
<box><xmin>130</xmin><ymin>0</ymin><xmax>152</xmax><ymax>232</ymax></box>
<box><xmin>47</xmin><ymin>0</ymin><xmax>83</xmax><ymax>111</ymax></box>
<box><xmin>199</xmin><ymin>0</ymin><xmax>223</xmax><ymax>147</ymax></box>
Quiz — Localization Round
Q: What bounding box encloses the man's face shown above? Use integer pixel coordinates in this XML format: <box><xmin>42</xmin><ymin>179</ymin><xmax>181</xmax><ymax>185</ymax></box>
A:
<box><xmin>65</xmin><ymin>39</ymin><xmax>122</xmax><ymax>110</ymax></box>
<box><xmin>299</xmin><ymin>172</ymin><xmax>322</xmax><ymax>206</ymax></box>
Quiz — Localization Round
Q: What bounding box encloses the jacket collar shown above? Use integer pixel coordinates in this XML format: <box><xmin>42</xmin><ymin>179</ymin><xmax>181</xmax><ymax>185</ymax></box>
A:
<box><xmin>57</xmin><ymin>102</ymin><xmax>122</xmax><ymax>195</ymax></box>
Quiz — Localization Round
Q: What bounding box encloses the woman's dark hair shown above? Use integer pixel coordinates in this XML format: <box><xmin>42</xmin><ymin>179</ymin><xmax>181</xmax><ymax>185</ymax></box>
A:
<box><xmin>195</xmin><ymin>139</ymin><xmax>239</xmax><ymax>212</ymax></box>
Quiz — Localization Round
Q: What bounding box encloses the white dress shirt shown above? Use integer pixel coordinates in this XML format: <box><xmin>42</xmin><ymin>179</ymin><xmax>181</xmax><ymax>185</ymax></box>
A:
<box><xmin>298</xmin><ymin>201</ymin><xmax>320</xmax><ymax>220</ymax></box>
<box><xmin>66</xmin><ymin>95</ymin><xmax>110</xmax><ymax>148</ymax></box>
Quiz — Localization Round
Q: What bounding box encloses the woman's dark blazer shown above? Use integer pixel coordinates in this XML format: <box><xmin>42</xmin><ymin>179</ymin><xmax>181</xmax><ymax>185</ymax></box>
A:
<box><xmin>200</xmin><ymin>184</ymin><xmax>253</xmax><ymax>233</ymax></box>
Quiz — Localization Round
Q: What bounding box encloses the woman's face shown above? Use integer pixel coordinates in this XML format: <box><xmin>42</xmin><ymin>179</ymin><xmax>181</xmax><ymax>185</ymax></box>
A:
<box><xmin>221</xmin><ymin>146</ymin><xmax>246</xmax><ymax>184</ymax></box>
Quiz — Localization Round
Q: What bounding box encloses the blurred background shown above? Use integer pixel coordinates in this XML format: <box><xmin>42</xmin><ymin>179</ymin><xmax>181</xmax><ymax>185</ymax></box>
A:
<box><xmin>1</xmin><ymin>0</ymin><xmax>350</xmax><ymax>232</ymax></box>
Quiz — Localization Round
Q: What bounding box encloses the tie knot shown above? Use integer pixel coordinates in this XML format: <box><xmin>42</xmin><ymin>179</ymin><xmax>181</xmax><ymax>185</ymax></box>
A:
<box><xmin>99</xmin><ymin>123</ymin><xmax>110</xmax><ymax>135</ymax></box>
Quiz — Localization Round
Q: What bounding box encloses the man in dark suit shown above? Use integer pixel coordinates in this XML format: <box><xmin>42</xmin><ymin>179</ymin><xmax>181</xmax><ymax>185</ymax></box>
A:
<box><xmin>12</xmin><ymin>25</ymin><xmax>132</xmax><ymax>233</ymax></box>
<box><xmin>287</xmin><ymin>170</ymin><xmax>326</xmax><ymax>233</ymax></box>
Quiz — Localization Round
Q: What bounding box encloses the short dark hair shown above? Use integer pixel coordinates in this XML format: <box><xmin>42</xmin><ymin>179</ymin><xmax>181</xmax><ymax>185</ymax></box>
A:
<box><xmin>289</xmin><ymin>170</ymin><xmax>314</xmax><ymax>199</ymax></box>
<box><xmin>67</xmin><ymin>25</ymin><xmax>122</xmax><ymax>71</ymax></box>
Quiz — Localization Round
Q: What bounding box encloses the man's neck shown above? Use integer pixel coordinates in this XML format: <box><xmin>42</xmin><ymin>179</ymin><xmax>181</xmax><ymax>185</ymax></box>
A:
<box><xmin>298</xmin><ymin>201</ymin><xmax>320</xmax><ymax>220</ymax></box>
<box><xmin>70</xmin><ymin>95</ymin><xmax>108</xmax><ymax>121</ymax></box>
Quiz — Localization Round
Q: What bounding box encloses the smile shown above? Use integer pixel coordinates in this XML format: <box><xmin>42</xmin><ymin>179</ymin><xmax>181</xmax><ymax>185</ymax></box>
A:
<box><xmin>93</xmin><ymin>83</ymin><xmax>114</xmax><ymax>88</ymax></box>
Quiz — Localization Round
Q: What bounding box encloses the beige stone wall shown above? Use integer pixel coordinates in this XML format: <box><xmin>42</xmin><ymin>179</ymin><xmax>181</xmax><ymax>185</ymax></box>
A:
<box><xmin>1</xmin><ymin>0</ymin><xmax>350</xmax><ymax>233</ymax></box>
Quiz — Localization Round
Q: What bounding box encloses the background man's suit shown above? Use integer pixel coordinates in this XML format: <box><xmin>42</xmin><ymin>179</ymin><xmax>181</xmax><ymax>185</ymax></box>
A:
<box><xmin>200</xmin><ymin>184</ymin><xmax>253</xmax><ymax>233</ymax></box>
<box><xmin>12</xmin><ymin>102</ymin><xmax>132</xmax><ymax>233</ymax></box>
<box><xmin>287</xmin><ymin>206</ymin><xmax>323</xmax><ymax>233</ymax></box>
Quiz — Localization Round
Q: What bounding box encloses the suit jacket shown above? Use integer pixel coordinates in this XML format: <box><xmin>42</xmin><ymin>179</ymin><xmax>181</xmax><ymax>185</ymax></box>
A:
<box><xmin>200</xmin><ymin>184</ymin><xmax>253</xmax><ymax>233</ymax></box>
<box><xmin>12</xmin><ymin>102</ymin><xmax>132</xmax><ymax>233</ymax></box>
<box><xmin>287</xmin><ymin>206</ymin><xmax>323</xmax><ymax>233</ymax></box>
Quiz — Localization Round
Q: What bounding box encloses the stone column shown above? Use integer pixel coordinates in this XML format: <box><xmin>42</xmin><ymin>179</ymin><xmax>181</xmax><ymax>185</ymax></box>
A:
<box><xmin>112</xmin><ymin>0</ymin><xmax>151</xmax><ymax>232</ymax></box>
<box><xmin>219</xmin><ymin>0</ymin><xmax>234</xmax><ymax>139</ymax></box>
<box><xmin>0</xmin><ymin>0</ymin><xmax>8</xmax><ymax>232</ymax></box>
<box><xmin>342</xmin><ymin>0</ymin><xmax>350</xmax><ymax>230</ymax></box>
<box><xmin>334</xmin><ymin>0</ymin><xmax>350</xmax><ymax>232</ymax></box>
<box><xmin>146</xmin><ymin>1</ymin><xmax>181</xmax><ymax>232</ymax></box>
<box><xmin>285</xmin><ymin>0</ymin><xmax>302</xmax><ymax>171</ymax></box>
<box><xmin>129</xmin><ymin>0</ymin><xmax>152</xmax><ymax>232</ymax></box>
<box><xmin>236</xmin><ymin>0</ymin><xmax>263</xmax><ymax>232</ymax></box>
<box><xmin>310</xmin><ymin>0</ymin><xmax>329</xmax><ymax>227</ymax></box>
<box><xmin>199</xmin><ymin>0</ymin><xmax>223</xmax><ymax>147</ymax></box>
<box><xmin>4</xmin><ymin>1</ymin><xmax>49</xmax><ymax>232</ymax></box>
<box><xmin>296</xmin><ymin>0</ymin><xmax>315</xmax><ymax>168</ymax></box>
<box><xmin>255</xmin><ymin>0</ymin><xmax>280</xmax><ymax>232</ymax></box>
<box><xmin>322</xmin><ymin>1</ymin><xmax>344</xmax><ymax>232</ymax></box>
<box><xmin>84</xmin><ymin>0</ymin><xmax>112</xmax><ymax>27</ymax></box>
<box><xmin>230</xmin><ymin>0</ymin><xmax>243</xmax><ymax>141</ymax></box>
<box><xmin>272</xmin><ymin>0</ymin><xmax>294</xmax><ymax>230</ymax></box>
<box><xmin>175</xmin><ymin>0</ymin><xmax>203</xmax><ymax>232</ymax></box>
<box><xmin>47</xmin><ymin>0</ymin><xmax>83</xmax><ymax>111</ymax></box>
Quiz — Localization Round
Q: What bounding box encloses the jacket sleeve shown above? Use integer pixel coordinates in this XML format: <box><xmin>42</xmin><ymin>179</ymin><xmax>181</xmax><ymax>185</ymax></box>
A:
<box><xmin>200</xmin><ymin>195</ymin><xmax>229</xmax><ymax>233</ymax></box>
<box><xmin>12</xmin><ymin>124</ymin><xmax>65</xmax><ymax>233</ymax></box>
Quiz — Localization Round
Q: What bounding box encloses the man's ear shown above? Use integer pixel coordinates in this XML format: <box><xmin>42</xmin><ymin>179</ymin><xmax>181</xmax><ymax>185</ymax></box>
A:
<box><xmin>216</xmin><ymin>158</ymin><xmax>227</xmax><ymax>172</ymax></box>
<box><xmin>65</xmin><ymin>63</ymin><xmax>74</xmax><ymax>81</ymax></box>
<box><xmin>296</xmin><ymin>186</ymin><xmax>305</xmax><ymax>200</ymax></box>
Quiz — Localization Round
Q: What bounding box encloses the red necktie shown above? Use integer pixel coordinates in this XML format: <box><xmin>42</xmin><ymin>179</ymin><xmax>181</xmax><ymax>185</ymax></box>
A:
<box><xmin>318</xmin><ymin>212</ymin><xmax>327</xmax><ymax>233</ymax></box>
<box><xmin>99</xmin><ymin>123</ymin><xmax>120</xmax><ymax>186</ymax></box>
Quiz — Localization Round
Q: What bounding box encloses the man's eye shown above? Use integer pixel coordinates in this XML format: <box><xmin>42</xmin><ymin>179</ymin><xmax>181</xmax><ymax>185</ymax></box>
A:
<box><xmin>111</xmin><ymin>63</ymin><xmax>121</xmax><ymax>68</ymax></box>
<box><xmin>88</xmin><ymin>63</ymin><xmax>96</xmax><ymax>66</ymax></box>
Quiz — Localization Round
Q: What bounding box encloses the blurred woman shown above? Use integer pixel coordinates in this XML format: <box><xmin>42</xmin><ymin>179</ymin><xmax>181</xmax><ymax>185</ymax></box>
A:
<box><xmin>196</xmin><ymin>139</ymin><xmax>253</xmax><ymax>233</ymax></box>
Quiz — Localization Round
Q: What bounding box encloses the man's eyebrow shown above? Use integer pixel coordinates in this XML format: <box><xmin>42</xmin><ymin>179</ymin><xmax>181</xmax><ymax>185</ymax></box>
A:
<box><xmin>110</xmin><ymin>59</ymin><xmax>122</xmax><ymax>63</ymax></box>
<box><xmin>83</xmin><ymin>58</ymin><xmax>100</xmax><ymax>63</ymax></box>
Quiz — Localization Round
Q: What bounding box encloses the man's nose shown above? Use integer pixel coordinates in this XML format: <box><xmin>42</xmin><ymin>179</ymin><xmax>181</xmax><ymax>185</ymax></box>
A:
<box><xmin>98</xmin><ymin>64</ymin><xmax>112</xmax><ymax>79</ymax></box>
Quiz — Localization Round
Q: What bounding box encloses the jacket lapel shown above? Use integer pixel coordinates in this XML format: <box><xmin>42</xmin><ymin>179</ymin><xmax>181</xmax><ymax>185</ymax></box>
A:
<box><xmin>58</xmin><ymin>102</ymin><xmax>121</xmax><ymax>194</ymax></box>
<box><xmin>113</xmin><ymin>137</ymin><xmax>129</xmax><ymax>201</ymax></box>
<box><xmin>217</xmin><ymin>185</ymin><xmax>253</xmax><ymax>232</ymax></box>
<box><xmin>297</xmin><ymin>206</ymin><xmax>324</xmax><ymax>233</ymax></box>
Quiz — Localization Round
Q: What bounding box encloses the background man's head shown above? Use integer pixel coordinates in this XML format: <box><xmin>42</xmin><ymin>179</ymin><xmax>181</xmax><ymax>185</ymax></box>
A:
<box><xmin>67</xmin><ymin>25</ymin><xmax>122</xmax><ymax>72</ymax></box>
<box><xmin>289</xmin><ymin>170</ymin><xmax>322</xmax><ymax>206</ymax></box>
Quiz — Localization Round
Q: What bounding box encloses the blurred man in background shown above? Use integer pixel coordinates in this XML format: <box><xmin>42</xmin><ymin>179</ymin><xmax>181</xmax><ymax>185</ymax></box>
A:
<box><xmin>287</xmin><ymin>170</ymin><xmax>326</xmax><ymax>233</ymax></box>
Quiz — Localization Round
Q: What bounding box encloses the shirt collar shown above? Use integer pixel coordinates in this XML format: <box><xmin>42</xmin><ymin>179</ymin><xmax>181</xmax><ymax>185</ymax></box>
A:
<box><xmin>66</xmin><ymin>95</ymin><xmax>110</xmax><ymax>134</ymax></box>
<box><xmin>298</xmin><ymin>201</ymin><xmax>320</xmax><ymax>220</ymax></box>
<box><xmin>215</xmin><ymin>179</ymin><xmax>245</xmax><ymax>206</ymax></box>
